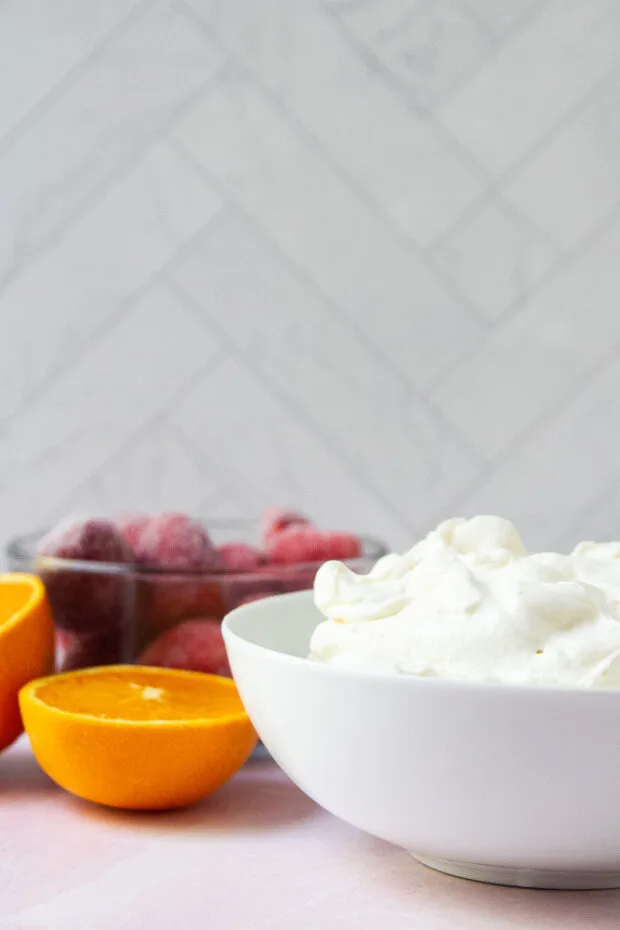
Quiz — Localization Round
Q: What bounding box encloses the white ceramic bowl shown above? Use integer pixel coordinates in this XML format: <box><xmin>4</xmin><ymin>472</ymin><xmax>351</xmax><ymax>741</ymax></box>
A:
<box><xmin>223</xmin><ymin>590</ymin><xmax>620</xmax><ymax>890</ymax></box>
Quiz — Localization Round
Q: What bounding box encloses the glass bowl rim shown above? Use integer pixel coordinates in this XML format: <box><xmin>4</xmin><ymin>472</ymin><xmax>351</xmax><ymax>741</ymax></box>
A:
<box><xmin>6</xmin><ymin>521</ymin><xmax>389</xmax><ymax>579</ymax></box>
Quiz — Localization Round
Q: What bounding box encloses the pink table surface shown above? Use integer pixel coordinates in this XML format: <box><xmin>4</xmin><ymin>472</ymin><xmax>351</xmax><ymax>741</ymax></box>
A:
<box><xmin>0</xmin><ymin>739</ymin><xmax>618</xmax><ymax>929</ymax></box>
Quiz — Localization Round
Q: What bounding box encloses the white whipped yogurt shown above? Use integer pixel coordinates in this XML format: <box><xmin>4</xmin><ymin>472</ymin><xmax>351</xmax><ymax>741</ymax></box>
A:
<box><xmin>311</xmin><ymin>516</ymin><xmax>620</xmax><ymax>688</ymax></box>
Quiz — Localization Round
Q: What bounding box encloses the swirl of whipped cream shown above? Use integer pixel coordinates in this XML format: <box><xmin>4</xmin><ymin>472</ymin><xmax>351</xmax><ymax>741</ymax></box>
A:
<box><xmin>311</xmin><ymin>516</ymin><xmax>620</xmax><ymax>688</ymax></box>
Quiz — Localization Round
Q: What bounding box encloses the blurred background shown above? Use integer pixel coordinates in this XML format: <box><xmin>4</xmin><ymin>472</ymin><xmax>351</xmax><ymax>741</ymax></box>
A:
<box><xmin>2</xmin><ymin>0</ymin><xmax>620</xmax><ymax>557</ymax></box>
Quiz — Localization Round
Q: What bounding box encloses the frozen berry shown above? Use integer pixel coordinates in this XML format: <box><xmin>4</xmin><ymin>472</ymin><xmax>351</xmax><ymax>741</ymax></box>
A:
<box><xmin>37</xmin><ymin>517</ymin><xmax>135</xmax><ymax>634</ymax></box>
<box><xmin>266</xmin><ymin>528</ymin><xmax>362</xmax><ymax>566</ymax></box>
<box><xmin>217</xmin><ymin>543</ymin><xmax>263</xmax><ymax>573</ymax></box>
<box><xmin>115</xmin><ymin>512</ymin><xmax>149</xmax><ymax>552</ymax></box>
<box><xmin>39</xmin><ymin>517</ymin><xmax>133</xmax><ymax>564</ymax></box>
<box><xmin>139</xmin><ymin>618</ymin><xmax>230</xmax><ymax>677</ymax></box>
<box><xmin>279</xmin><ymin>564</ymin><xmax>319</xmax><ymax>593</ymax></box>
<box><xmin>144</xmin><ymin>574</ymin><xmax>226</xmax><ymax>642</ymax></box>
<box><xmin>135</xmin><ymin>513</ymin><xmax>218</xmax><ymax>571</ymax></box>
<box><xmin>321</xmin><ymin>531</ymin><xmax>363</xmax><ymax>561</ymax></box>
<box><xmin>60</xmin><ymin>630</ymin><xmax>125</xmax><ymax>672</ymax></box>
<box><xmin>261</xmin><ymin>507</ymin><xmax>312</xmax><ymax>545</ymax></box>
<box><xmin>239</xmin><ymin>593</ymin><xmax>270</xmax><ymax>605</ymax></box>
<box><xmin>224</xmin><ymin>573</ymin><xmax>287</xmax><ymax>612</ymax></box>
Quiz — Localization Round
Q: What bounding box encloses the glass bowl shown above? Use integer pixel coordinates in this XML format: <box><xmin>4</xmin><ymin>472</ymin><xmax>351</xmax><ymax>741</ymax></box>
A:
<box><xmin>6</xmin><ymin>520</ymin><xmax>388</xmax><ymax>673</ymax></box>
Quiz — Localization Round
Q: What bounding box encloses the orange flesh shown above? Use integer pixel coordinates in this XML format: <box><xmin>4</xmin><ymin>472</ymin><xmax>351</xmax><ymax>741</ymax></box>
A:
<box><xmin>33</xmin><ymin>668</ymin><xmax>246</xmax><ymax>722</ymax></box>
<box><xmin>20</xmin><ymin>664</ymin><xmax>257</xmax><ymax>810</ymax></box>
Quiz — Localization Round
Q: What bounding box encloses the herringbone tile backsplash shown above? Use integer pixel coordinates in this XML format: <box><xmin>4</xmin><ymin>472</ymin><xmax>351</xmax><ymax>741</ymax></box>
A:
<box><xmin>3</xmin><ymin>0</ymin><xmax>620</xmax><ymax>556</ymax></box>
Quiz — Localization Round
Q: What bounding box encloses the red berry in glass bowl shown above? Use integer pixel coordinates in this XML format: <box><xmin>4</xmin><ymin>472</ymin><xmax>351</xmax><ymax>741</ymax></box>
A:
<box><xmin>115</xmin><ymin>512</ymin><xmax>149</xmax><ymax>552</ymax></box>
<box><xmin>139</xmin><ymin>618</ymin><xmax>230</xmax><ymax>677</ymax></box>
<box><xmin>60</xmin><ymin>630</ymin><xmax>128</xmax><ymax>672</ymax></box>
<box><xmin>238</xmin><ymin>593</ymin><xmax>270</xmax><ymax>605</ymax></box>
<box><xmin>37</xmin><ymin>517</ymin><xmax>135</xmax><ymax>635</ymax></box>
<box><xmin>266</xmin><ymin>527</ymin><xmax>362</xmax><ymax>565</ymax></box>
<box><xmin>143</xmin><ymin>574</ymin><xmax>227</xmax><ymax>641</ymax></box>
<box><xmin>261</xmin><ymin>507</ymin><xmax>312</xmax><ymax>545</ymax></box>
<box><xmin>135</xmin><ymin>513</ymin><xmax>219</xmax><ymax>571</ymax></box>
<box><xmin>217</xmin><ymin>543</ymin><xmax>264</xmax><ymax>573</ymax></box>
<box><xmin>39</xmin><ymin>517</ymin><xmax>132</xmax><ymax>564</ymax></box>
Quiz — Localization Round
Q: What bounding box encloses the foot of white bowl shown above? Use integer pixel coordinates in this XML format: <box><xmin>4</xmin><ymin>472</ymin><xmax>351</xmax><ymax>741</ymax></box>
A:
<box><xmin>411</xmin><ymin>853</ymin><xmax>620</xmax><ymax>890</ymax></box>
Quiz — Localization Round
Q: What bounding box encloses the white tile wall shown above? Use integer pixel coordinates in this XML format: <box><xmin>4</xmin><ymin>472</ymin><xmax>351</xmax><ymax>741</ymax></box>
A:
<box><xmin>0</xmin><ymin>0</ymin><xmax>226</xmax><ymax>283</ymax></box>
<box><xmin>431</xmin><ymin>197</ymin><xmax>558</xmax><ymax>318</ymax></box>
<box><xmin>2</xmin><ymin>0</ymin><xmax>620</xmax><ymax>556</ymax></box>
<box><xmin>452</xmin><ymin>354</ymin><xmax>620</xmax><ymax>550</ymax></box>
<box><xmin>172</xmin><ymin>73</ymin><xmax>487</xmax><ymax>391</ymax></box>
<box><xmin>325</xmin><ymin>0</ymin><xmax>491</xmax><ymax>108</ymax></box>
<box><xmin>504</xmin><ymin>71</ymin><xmax>620</xmax><ymax>252</ymax></box>
<box><xmin>437</xmin><ymin>0</ymin><xmax>620</xmax><ymax>176</ymax></box>
<box><xmin>0</xmin><ymin>0</ymin><xmax>140</xmax><ymax>140</ymax></box>
<box><xmin>434</xmin><ymin>217</ymin><xmax>620</xmax><ymax>460</ymax></box>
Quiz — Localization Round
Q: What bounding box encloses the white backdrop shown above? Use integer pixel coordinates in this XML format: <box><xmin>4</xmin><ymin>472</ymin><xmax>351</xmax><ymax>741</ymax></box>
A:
<box><xmin>2</xmin><ymin>0</ymin><xmax>620</xmax><ymax>557</ymax></box>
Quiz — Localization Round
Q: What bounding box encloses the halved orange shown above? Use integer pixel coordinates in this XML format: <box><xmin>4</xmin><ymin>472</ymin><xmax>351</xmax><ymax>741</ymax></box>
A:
<box><xmin>19</xmin><ymin>666</ymin><xmax>257</xmax><ymax>810</ymax></box>
<box><xmin>0</xmin><ymin>574</ymin><xmax>54</xmax><ymax>752</ymax></box>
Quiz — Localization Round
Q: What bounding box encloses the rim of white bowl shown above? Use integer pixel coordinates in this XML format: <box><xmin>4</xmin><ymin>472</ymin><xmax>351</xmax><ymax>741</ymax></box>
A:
<box><xmin>223</xmin><ymin>589</ymin><xmax>620</xmax><ymax>701</ymax></box>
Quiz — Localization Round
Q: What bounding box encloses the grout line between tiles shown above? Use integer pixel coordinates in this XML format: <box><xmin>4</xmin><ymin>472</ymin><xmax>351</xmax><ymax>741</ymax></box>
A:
<box><xmin>0</xmin><ymin>0</ymin><xmax>155</xmax><ymax>157</ymax></box>
<box><xmin>0</xmin><ymin>202</ymin><xmax>230</xmax><ymax>442</ymax></box>
<box><xmin>0</xmin><ymin>60</ymin><xmax>235</xmax><ymax>299</ymax></box>
<box><xmin>176</xmin><ymin>0</ymin><xmax>492</xmax><ymax>333</ymax></box>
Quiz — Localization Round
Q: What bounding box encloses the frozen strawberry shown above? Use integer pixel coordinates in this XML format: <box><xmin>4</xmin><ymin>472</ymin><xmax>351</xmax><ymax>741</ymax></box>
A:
<box><xmin>115</xmin><ymin>512</ymin><xmax>149</xmax><ymax>552</ymax></box>
<box><xmin>138</xmin><ymin>618</ymin><xmax>230</xmax><ymax>677</ymax></box>
<box><xmin>39</xmin><ymin>517</ymin><xmax>133</xmax><ymax>565</ymax></box>
<box><xmin>37</xmin><ymin>517</ymin><xmax>135</xmax><ymax>634</ymax></box>
<box><xmin>261</xmin><ymin>507</ymin><xmax>312</xmax><ymax>545</ymax></box>
<box><xmin>280</xmin><ymin>564</ymin><xmax>319</xmax><ymax>592</ymax></box>
<box><xmin>239</xmin><ymin>593</ymin><xmax>270</xmax><ymax>605</ymax></box>
<box><xmin>224</xmin><ymin>573</ymin><xmax>287</xmax><ymax>612</ymax></box>
<box><xmin>135</xmin><ymin>513</ymin><xmax>218</xmax><ymax>571</ymax></box>
<box><xmin>217</xmin><ymin>542</ymin><xmax>263</xmax><ymax>573</ymax></box>
<box><xmin>321</xmin><ymin>531</ymin><xmax>363</xmax><ymax>561</ymax></box>
<box><xmin>60</xmin><ymin>630</ymin><xmax>125</xmax><ymax>672</ymax></box>
<box><xmin>266</xmin><ymin>527</ymin><xmax>362</xmax><ymax>566</ymax></box>
<box><xmin>144</xmin><ymin>573</ymin><xmax>226</xmax><ymax>641</ymax></box>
